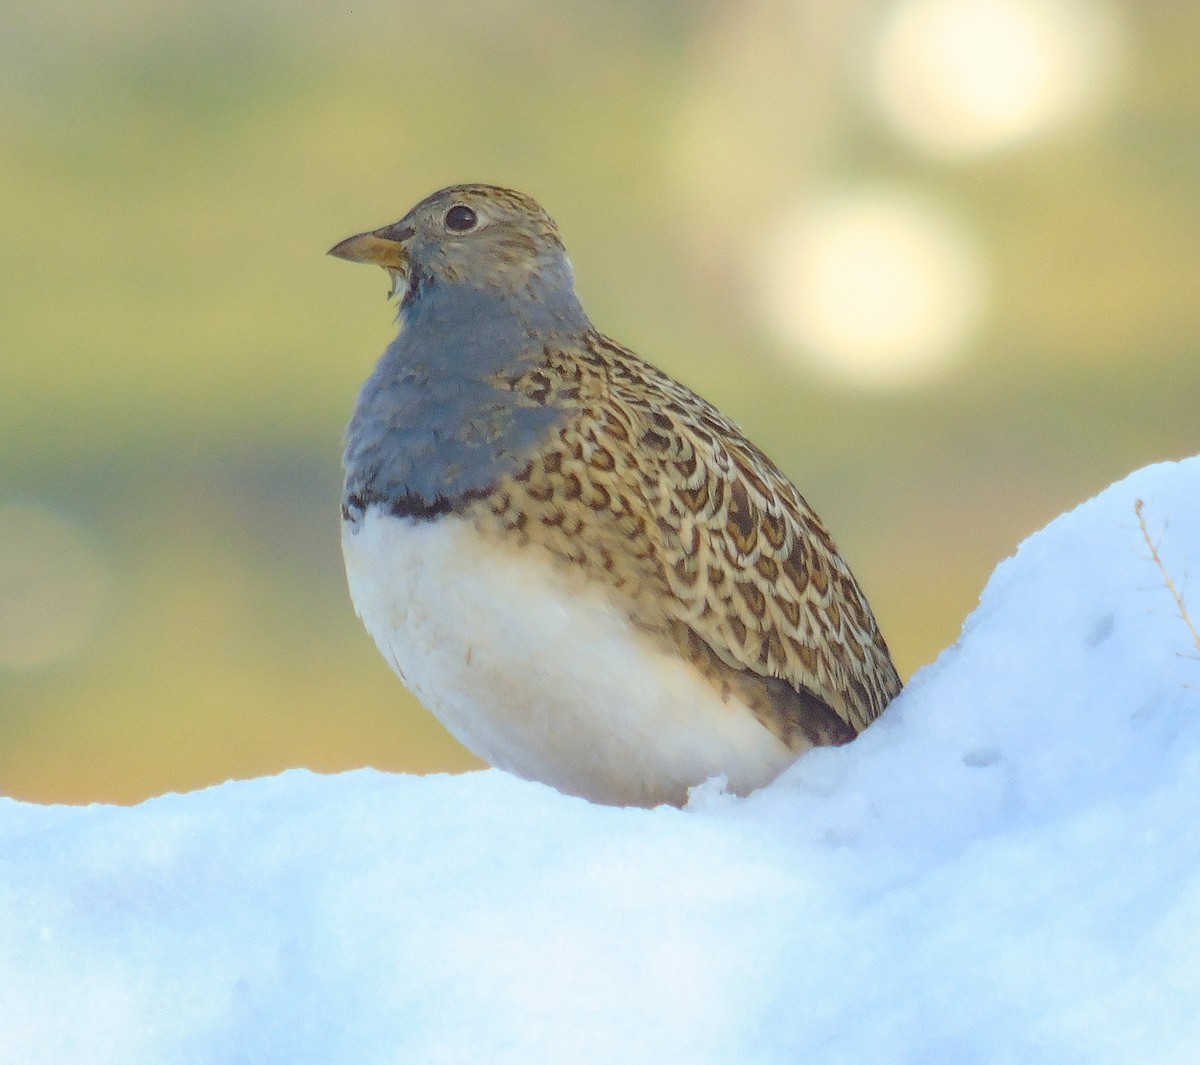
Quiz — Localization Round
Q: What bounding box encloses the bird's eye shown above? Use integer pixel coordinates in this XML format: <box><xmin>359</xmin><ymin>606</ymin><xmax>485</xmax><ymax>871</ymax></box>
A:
<box><xmin>444</xmin><ymin>205</ymin><xmax>478</xmax><ymax>233</ymax></box>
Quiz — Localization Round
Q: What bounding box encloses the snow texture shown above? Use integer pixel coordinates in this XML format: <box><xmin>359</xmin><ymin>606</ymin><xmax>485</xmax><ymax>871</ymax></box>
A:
<box><xmin>3</xmin><ymin>457</ymin><xmax>1199</xmax><ymax>1065</ymax></box>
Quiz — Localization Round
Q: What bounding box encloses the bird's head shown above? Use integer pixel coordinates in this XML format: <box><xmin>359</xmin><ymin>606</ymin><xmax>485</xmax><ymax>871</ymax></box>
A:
<box><xmin>329</xmin><ymin>184</ymin><xmax>582</xmax><ymax>321</ymax></box>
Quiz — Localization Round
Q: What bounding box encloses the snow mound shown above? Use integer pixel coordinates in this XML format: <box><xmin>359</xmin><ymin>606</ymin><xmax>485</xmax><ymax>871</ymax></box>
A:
<box><xmin>3</xmin><ymin>457</ymin><xmax>1199</xmax><ymax>1065</ymax></box>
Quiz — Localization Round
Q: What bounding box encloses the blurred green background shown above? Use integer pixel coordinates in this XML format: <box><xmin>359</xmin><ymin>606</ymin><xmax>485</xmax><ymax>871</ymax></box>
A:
<box><xmin>2</xmin><ymin>0</ymin><xmax>1196</xmax><ymax>804</ymax></box>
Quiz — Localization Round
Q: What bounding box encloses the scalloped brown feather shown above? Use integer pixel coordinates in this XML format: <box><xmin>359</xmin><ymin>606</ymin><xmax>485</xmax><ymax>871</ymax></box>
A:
<box><xmin>467</xmin><ymin>331</ymin><xmax>902</xmax><ymax>753</ymax></box>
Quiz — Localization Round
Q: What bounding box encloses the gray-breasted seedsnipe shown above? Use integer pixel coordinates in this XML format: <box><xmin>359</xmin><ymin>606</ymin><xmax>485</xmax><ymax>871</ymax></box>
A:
<box><xmin>331</xmin><ymin>184</ymin><xmax>902</xmax><ymax>808</ymax></box>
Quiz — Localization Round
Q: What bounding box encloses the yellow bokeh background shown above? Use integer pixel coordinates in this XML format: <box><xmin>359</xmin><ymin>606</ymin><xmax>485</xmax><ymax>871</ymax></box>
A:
<box><xmin>2</xmin><ymin>0</ymin><xmax>1196</xmax><ymax>804</ymax></box>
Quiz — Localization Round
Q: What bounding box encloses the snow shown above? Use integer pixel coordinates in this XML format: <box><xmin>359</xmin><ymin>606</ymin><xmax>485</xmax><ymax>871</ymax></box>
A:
<box><xmin>3</xmin><ymin>456</ymin><xmax>1200</xmax><ymax>1065</ymax></box>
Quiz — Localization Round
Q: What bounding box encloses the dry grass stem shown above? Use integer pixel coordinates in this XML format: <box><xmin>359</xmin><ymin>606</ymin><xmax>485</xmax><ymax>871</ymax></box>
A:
<box><xmin>1135</xmin><ymin>498</ymin><xmax>1200</xmax><ymax>657</ymax></box>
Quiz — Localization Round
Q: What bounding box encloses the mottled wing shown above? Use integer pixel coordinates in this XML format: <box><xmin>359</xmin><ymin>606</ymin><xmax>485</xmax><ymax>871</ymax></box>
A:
<box><xmin>481</xmin><ymin>333</ymin><xmax>902</xmax><ymax>751</ymax></box>
<box><xmin>599</xmin><ymin>338</ymin><xmax>902</xmax><ymax>745</ymax></box>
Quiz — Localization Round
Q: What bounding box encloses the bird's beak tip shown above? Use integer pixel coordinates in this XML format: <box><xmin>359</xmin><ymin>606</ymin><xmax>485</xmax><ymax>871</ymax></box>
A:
<box><xmin>328</xmin><ymin>230</ymin><xmax>409</xmax><ymax>269</ymax></box>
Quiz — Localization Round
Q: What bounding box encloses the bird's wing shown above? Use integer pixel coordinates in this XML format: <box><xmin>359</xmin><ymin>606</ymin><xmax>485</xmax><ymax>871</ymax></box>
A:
<box><xmin>597</xmin><ymin>338</ymin><xmax>902</xmax><ymax>743</ymax></box>
<box><xmin>482</xmin><ymin>333</ymin><xmax>901</xmax><ymax>749</ymax></box>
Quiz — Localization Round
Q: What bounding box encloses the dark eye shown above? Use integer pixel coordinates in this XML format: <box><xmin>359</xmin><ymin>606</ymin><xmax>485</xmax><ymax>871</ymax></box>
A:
<box><xmin>444</xmin><ymin>204</ymin><xmax>478</xmax><ymax>232</ymax></box>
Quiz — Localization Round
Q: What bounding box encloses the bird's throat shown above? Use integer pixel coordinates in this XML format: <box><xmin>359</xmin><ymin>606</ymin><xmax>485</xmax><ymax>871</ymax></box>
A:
<box><xmin>344</xmin><ymin>285</ymin><xmax>573</xmax><ymax>521</ymax></box>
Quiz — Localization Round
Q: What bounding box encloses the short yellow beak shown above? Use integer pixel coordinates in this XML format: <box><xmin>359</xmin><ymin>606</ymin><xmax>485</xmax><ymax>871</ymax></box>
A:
<box><xmin>327</xmin><ymin>229</ymin><xmax>410</xmax><ymax>270</ymax></box>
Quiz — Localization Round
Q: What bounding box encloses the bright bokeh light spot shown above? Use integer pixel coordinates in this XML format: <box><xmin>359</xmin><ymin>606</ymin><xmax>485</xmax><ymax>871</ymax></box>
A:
<box><xmin>872</xmin><ymin>0</ymin><xmax>1119</xmax><ymax>157</ymax></box>
<box><xmin>0</xmin><ymin>506</ymin><xmax>110</xmax><ymax>669</ymax></box>
<box><xmin>760</xmin><ymin>189</ymin><xmax>986</xmax><ymax>387</ymax></box>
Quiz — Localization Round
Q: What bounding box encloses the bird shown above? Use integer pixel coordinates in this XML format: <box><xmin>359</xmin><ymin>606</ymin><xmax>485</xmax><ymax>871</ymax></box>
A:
<box><xmin>330</xmin><ymin>184</ymin><xmax>902</xmax><ymax>808</ymax></box>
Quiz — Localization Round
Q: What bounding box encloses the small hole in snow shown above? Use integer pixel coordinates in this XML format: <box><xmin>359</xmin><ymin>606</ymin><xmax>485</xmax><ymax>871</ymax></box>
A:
<box><xmin>963</xmin><ymin>747</ymin><xmax>1001</xmax><ymax>768</ymax></box>
<box><xmin>1087</xmin><ymin>611</ymin><xmax>1115</xmax><ymax>647</ymax></box>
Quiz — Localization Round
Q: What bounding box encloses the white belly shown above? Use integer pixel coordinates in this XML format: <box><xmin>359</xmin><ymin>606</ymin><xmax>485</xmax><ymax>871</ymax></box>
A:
<box><xmin>341</xmin><ymin>508</ymin><xmax>796</xmax><ymax>807</ymax></box>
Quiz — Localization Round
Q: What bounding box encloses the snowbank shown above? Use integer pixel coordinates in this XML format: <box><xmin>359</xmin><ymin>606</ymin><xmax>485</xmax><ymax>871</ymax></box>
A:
<box><xmin>3</xmin><ymin>457</ymin><xmax>1199</xmax><ymax>1064</ymax></box>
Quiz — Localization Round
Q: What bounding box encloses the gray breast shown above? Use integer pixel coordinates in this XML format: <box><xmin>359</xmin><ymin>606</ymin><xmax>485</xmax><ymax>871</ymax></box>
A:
<box><xmin>343</xmin><ymin>282</ymin><xmax>573</xmax><ymax>521</ymax></box>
